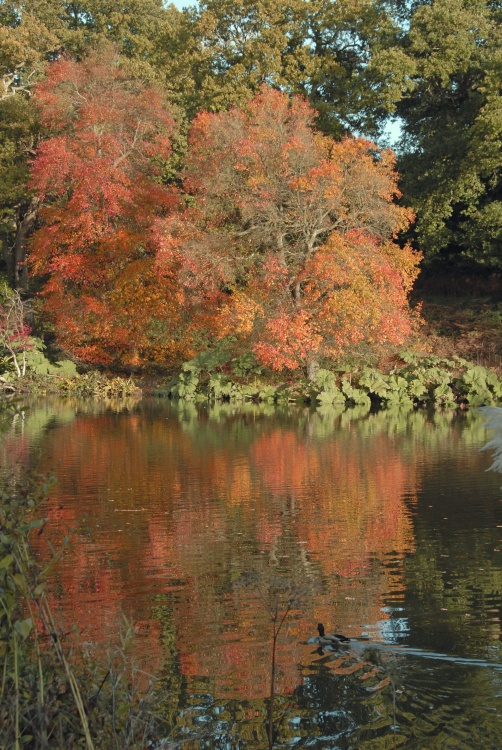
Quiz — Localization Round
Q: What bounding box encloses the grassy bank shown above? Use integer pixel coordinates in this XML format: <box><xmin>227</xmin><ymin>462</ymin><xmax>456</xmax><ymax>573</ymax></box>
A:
<box><xmin>2</xmin><ymin>274</ymin><xmax>502</xmax><ymax>410</ymax></box>
<box><xmin>3</xmin><ymin>349</ymin><xmax>502</xmax><ymax>412</ymax></box>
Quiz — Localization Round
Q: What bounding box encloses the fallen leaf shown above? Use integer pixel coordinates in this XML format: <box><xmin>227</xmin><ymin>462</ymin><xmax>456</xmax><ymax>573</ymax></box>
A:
<box><xmin>367</xmin><ymin>676</ymin><xmax>391</xmax><ymax>691</ymax></box>
<box><xmin>359</xmin><ymin>668</ymin><xmax>382</xmax><ymax>681</ymax></box>
<box><xmin>332</xmin><ymin>661</ymin><xmax>365</xmax><ymax>675</ymax></box>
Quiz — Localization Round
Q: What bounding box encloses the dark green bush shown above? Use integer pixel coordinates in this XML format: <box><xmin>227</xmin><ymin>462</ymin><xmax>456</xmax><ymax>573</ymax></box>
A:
<box><xmin>159</xmin><ymin>351</ymin><xmax>502</xmax><ymax>410</ymax></box>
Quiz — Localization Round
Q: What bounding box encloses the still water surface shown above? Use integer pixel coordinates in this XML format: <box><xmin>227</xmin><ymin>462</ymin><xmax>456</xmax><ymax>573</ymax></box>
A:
<box><xmin>2</xmin><ymin>399</ymin><xmax>502</xmax><ymax>748</ymax></box>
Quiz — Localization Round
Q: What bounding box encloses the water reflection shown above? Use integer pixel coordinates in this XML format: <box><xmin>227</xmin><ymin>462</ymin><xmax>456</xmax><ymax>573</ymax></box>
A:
<box><xmin>1</xmin><ymin>399</ymin><xmax>502</xmax><ymax>747</ymax></box>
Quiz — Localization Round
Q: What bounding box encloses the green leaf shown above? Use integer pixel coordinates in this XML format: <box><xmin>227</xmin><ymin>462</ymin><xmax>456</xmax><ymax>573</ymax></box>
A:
<box><xmin>317</xmin><ymin>387</ymin><xmax>345</xmax><ymax>405</ymax></box>
<box><xmin>400</xmin><ymin>350</ymin><xmax>418</xmax><ymax>364</ymax></box>
<box><xmin>13</xmin><ymin>573</ymin><xmax>27</xmax><ymax>591</ymax></box>
<box><xmin>0</xmin><ymin>554</ymin><xmax>13</xmax><ymax>569</ymax></box>
<box><xmin>314</xmin><ymin>368</ymin><xmax>337</xmax><ymax>390</ymax></box>
<box><xmin>407</xmin><ymin>378</ymin><xmax>428</xmax><ymax>399</ymax></box>
<box><xmin>29</xmin><ymin>518</ymin><xmax>45</xmax><ymax>530</ymax></box>
<box><xmin>14</xmin><ymin>618</ymin><xmax>33</xmax><ymax>640</ymax></box>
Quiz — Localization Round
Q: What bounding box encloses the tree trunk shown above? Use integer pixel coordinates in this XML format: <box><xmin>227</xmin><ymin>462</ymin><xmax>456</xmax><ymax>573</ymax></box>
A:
<box><xmin>306</xmin><ymin>357</ymin><xmax>319</xmax><ymax>381</ymax></box>
<box><xmin>13</xmin><ymin>196</ymin><xmax>39</xmax><ymax>290</ymax></box>
<box><xmin>1</xmin><ymin>231</ymin><xmax>14</xmax><ymax>279</ymax></box>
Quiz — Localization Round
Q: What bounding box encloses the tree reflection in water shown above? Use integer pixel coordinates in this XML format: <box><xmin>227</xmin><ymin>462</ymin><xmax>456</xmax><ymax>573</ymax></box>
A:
<box><xmin>1</xmin><ymin>399</ymin><xmax>501</xmax><ymax>747</ymax></box>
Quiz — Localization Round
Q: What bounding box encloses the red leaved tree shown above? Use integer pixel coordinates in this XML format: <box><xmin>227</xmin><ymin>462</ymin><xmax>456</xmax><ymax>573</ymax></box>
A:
<box><xmin>156</xmin><ymin>87</ymin><xmax>421</xmax><ymax>374</ymax></box>
<box><xmin>29</xmin><ymin>48</ymin><xmax>187</xmax><ymax>366</ymax></box>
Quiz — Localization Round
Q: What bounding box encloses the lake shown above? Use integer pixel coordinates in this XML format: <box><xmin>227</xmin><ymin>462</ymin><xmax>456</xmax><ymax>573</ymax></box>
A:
<box><xmin>2</xmin><ymin>398</ymin><xmax>502</xmax><ymax>748</ymax></box>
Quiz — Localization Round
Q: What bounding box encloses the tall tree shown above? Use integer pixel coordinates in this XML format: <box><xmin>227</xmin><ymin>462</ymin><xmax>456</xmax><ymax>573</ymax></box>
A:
<box><xmin>29</xmin><ymin>47</ymin><xmax>186</xmax><ymax>366</ymax></box>
<box><xmin>0</xmin><ymin>1</ymin><xmax>63</xmax><ymax>285</ymax></box>
<box><xmin>156</xmin><ymin>87</ymin><xmax>420</xmax><ymax>374</ymax></box>
<box><xmin>395</xmin><ymin>0</ymin><xmax>502</xmax><ymax>267</ymax></box>
<box><xmin>155</xmin><ymin>0</ymin><xmax>410</xmax><ymax>137</ymax></box>
<box><xmin>0</xmin><ymin>0</ymin><xmax>173</xmax><ymax>286</ymax></box>
<box><xmin>1</xmin><ymin>0</ymin><xmax>168</xmax><ymax>60</ymax></box>
<box><xmin>57</xmin><ymin>0</ymin><xmax>167</xmax><ymax>64</ymax></box>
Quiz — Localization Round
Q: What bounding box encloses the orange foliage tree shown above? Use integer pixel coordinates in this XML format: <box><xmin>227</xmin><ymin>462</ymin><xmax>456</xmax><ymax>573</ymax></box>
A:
<box><xmin>156</xmin><ymin>87</ymin><xmax>421</xmax><ymax>374</ymax></box>
<box><xmin>29</xmin><ymin>48</ymin><xmax>188</xmax><ymax>366</ymax></box>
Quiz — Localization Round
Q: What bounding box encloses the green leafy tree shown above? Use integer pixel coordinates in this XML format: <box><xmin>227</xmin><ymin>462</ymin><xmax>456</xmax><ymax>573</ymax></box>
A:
<box><xmin>0</xmin><ymin>1</ymin><xmax>63</xmax><ymax>286</ymax></box>
<box><xmin>395</xmin><ymin>0</ymin><xmax>502</xmax><ymax>267</ymax></box>
<box><xmin>166</xmin><ymin>0</ymin><xmax>410</xmax><ymax>137</ymax></box>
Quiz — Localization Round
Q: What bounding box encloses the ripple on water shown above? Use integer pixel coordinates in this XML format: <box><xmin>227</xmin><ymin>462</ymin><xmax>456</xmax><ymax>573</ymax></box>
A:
<box><xmin>2</xmin><ymin>400</ymin><xmax>502</xmax><ymax>748</ymax></box>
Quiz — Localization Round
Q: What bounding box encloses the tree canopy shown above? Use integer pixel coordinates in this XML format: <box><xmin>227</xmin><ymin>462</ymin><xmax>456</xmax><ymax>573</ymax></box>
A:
<box><xmin>395</xmin><ymin>0</ymin><xmax>502</xmax><ymax>267</ymax></box>
<box><xmin>26</xmin><ymin>56</ymin><xmax>420</xmax><ymax>369</ymax></box>
<box><xmin>173</xmin><ymin>0</ymin><xmax>407</xmax><ymax>136</ymax></box>
<box><xmin>155</xmin><ymin>87</ymin><xmax>419</xmax><ymax>373</ymax></box>
<box><xmin>29</xmin><ymin>49</ymin><xmax>185</xmax><ymax>365</ymax></box>
<box><xmin>0</xmin><ymin>0</ymin><xmax>500</xmax><ymax>370</ymax></box>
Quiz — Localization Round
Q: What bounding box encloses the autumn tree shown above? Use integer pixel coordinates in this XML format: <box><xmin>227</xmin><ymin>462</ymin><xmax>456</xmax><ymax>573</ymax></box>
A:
<box><xmin>178</xmin><ymin>0</ymin><xmax>501</xmax><ymax>270</ymax></box>
<box><xmin>0</xmin><ymin>0</ymin><xmax>175</xmax><ymax>287</ymax></box>
<box><xmin>156</xmin><ymin>87</ymin><xmax>420</xmax><ymax>375</ymax></box>
<box><xmin>29</xmin><ymin>47</ymin><xmax>188</xmax><ymax>366</ymax></box>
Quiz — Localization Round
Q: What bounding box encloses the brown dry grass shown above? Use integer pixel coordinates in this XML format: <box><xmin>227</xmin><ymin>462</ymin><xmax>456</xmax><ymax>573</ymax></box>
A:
<box><xmin>412</xmin><ymin>270</ymin><xmax>502</xmax><ymax>371</ymax></box>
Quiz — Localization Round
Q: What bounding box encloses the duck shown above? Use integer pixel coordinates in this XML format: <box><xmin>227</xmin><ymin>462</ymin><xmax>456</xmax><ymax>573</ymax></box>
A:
<box><xmin>318</xmin><ymin>623</ymin><xmax>351</xmax><ymax>643</ymax></box>
<box><xmin>307</xmin><ymin>622</ymin><xmax>351</xmax><ymax>650</ymax></box>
